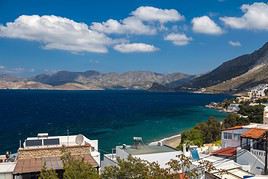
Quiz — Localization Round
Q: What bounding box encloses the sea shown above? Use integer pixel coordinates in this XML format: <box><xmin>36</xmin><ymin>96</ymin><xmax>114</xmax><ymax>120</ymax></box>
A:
<box><xmin>0</xmin><ymin>90</ymin><xmax>230</xmax><ymax>154</ymax></box>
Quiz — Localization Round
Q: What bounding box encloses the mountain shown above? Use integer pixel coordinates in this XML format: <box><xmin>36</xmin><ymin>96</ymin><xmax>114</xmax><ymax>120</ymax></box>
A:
<box><xmin>182</xmin><ymin>42</ymin><xmax>268</xmax><ymax>92</ymax></box>
<box><xmin>33</xmin><ymin>70</ymin><xmax>100</xmax><ymax>85</ymax></box>
<box><xmin>0</xmin><ymin>81</ymin><xmax>53</xmax><ymax>89</ymax></box>
<box><xmin>0</xmin><ymin>73</ymin><xmax>22</xmax><ymax>82</ymax></box>
<box><xmin>28</xmin><ymin>71</ymin><xmax>191</xmax><ymax>90</ymax></box>
<box><xmin>148</xmin><ymin>82</ymin><xmax>171</xmax><ymax>92</ymax></box>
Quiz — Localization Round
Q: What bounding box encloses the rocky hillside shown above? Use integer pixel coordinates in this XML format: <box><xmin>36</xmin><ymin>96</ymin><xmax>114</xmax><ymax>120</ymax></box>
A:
<box><xmin>31</xmin><ymin>71</ymin><xmax>191</xmax><ymax>90</ymax></box>
<box><xmin>206</xmin><ymin>64</ymin><xmax>268</xmax><ymax>93</ymax></box>
<box><xmin>183</xmin><ymin>42</ymin><xmax>268</xmax><ymax>92</ymax></box>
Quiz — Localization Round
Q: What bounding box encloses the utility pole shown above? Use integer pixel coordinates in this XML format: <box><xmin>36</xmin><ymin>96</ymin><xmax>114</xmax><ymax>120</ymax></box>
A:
<box><xmin>265</xmin><ymin>131</ymin><xmax>268</xmax><ymax>175</ymax></box>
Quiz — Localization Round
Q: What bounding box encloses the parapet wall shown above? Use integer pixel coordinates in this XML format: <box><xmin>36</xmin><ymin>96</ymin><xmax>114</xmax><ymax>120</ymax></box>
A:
<box><xmin>18</xmin><ymin>145</ymin><xmax>91</xmax><ymax>159</ymax></box>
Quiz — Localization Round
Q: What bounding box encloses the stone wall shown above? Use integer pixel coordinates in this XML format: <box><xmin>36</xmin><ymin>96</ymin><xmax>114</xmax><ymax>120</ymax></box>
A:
<box><xmin>18</xmin><ymin>145</ymin><xmax>91</xmax><ymax>159</ymax></box>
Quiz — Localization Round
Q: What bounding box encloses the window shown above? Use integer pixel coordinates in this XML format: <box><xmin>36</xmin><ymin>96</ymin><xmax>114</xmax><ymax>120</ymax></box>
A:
<box><xmin>25</xmin><ymin>139</ymin><xmax>42</xmax><ymax>147</ymax></box>
<box><xmin>223</xmin><ymin>132</ymin><xmax>232</xmax><ymax>140</ymax></box>
<box><xmin>43</xmin><ymin>138</ymin><xmax>60</xmax><ymax>145</ymax></box>
<box><xmin>233</xmin><ymin>134</ymin><xmax>240</xmax><ymax>140</ymax></box>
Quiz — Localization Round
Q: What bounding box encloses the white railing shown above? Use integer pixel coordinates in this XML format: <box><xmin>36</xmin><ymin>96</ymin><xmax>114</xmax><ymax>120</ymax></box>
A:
<box><xmin>250</xmin><ymin>148</ymin><xmax>265</xmax><ymax>162</ymax></box>
<box><xmin>104</xmin><ymin>154</ymin><xmax>117</xmax><ymax>160</ymax></box>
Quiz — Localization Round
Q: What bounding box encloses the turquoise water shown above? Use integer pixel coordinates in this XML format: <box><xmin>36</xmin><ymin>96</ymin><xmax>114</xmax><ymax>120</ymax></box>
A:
<box><xmin>0</xmin><ymin>90</ymin><xmax>228</xmax><ymax>154</ymax></box>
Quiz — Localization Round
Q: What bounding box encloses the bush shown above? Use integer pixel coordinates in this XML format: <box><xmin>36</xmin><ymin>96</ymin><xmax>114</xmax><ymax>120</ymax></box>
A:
<box><xmin>39</xmin><ymin>165</ymin><xmax>59</xmax><ymax>179</ymax></box>
<box><xmin>194</xmin><ymin>117</ymin><xmax>221</xmax><ymax>144</ymax></box>
<box><xmin>180</xmin><ymin>117</ymin><xmax>222</xmax><ymax>149</ymax></box>
<box><xmin>181</xmin><ymin>128</ymin><xmax>204</xmax><ymax>148</ymax></box>
<box><xmin>222</xmin><ymin>113</ymin><xmax>250</xmax><ymax>129</ymax></box>
<box><xmin>61</xmin><ymin>152</ymin><xmax>100</xmax><ymax>179</ymax></box>
<box><xmin>239</xmin><ymin>104</ymin><xmax>264</xmax><ymax>123</ymax></box>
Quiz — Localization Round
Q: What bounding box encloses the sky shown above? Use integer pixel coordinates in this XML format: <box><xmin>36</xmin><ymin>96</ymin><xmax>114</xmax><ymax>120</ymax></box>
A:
<box><xmin>1</xmin><ymin>0</ymin><xmax>268</xmax><ymax>77</ymax></box>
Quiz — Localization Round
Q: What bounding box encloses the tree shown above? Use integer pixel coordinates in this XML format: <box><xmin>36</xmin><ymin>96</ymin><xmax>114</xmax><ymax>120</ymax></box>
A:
<box><xmin>181</xmin><ymin>128</ymin><xmax>204</xmax><ymax>147</ymax></box>
<box><xmin>265</xmin><ymin>89</ymin><xmax>268</xmax><ymax>96</ymax></box>
<box><xmin>39</xmin><ymin>152</ymin><xmax>225</xmax><ymax>179</ymax></box>
<box><xmin>167</xmin><ymin>154</ymin><xmax>225</xmax><ymax>179</ymax></box>
<box><xmin>61</xmin><ymin>152</ymin><xmax>100</xmax><ymax>179</ymax></box>
<box><xmin>101</xmin><ymin>155</ymin><xmax>169</xmax><ymax>179</ymax></box>
<box><xmin>239</xmin><ymin>104</ymin><xmax>264</xmax><ymax>123</ymax></box>
<box><xmin>39</xmin><ymin>164</ymin><xmax>59</xmax><ymax>179</ymax></box>
<box><xmin>221</xmin><ymin>99</ymin><xmax>233</xmax><ymax>109</ymax></box>
<box><xmin>102</xmin><ymin>154</ymin><xmax>225</xmax><ymax>179</ymax></box>
<box><xmin>195</xmin><ymin>117</ymin><xmax>221</xmax><ymax>144</ymax></box>
<box><xmin>222</xmin><ymin>113</ymin><xmax>250</xmax><ymax>129</ymax></box>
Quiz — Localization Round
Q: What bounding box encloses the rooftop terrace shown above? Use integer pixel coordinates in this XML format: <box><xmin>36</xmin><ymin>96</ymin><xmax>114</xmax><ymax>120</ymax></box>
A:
<box><xmin>121</xmin><ymin>145</ymin><xmax>177</xmax><ymax>155</ymax></box>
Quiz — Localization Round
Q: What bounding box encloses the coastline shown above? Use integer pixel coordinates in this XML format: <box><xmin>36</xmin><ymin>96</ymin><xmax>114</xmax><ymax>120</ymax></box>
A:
<box><xmin>150</xmin><ymin>106</ymin><xmax>228</xmax><ymax>149</ymax></box>
<box><xmin>150</xmin><ymin>133</ymin><xmax>181</xmax><ymax>149</ymax></box>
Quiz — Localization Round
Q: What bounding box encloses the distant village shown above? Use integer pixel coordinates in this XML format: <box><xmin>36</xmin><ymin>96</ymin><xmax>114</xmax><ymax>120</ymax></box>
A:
<box><xmin>1</xmin><ymin>85</ymin><xmax>268</xmax><ymax>179</ymax></box>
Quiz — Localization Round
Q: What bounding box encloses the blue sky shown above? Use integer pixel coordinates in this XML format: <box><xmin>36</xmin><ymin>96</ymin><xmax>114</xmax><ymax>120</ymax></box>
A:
<box><xmin>0</xmin><ymin>0</ymin><xmax>268</xmax><ymax>76</ymax></box>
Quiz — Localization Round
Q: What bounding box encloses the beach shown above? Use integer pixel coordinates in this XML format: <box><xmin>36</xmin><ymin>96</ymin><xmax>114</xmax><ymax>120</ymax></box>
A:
<box><xmin>150</xmin><ymin>133</ymin><xmax>181</xmax><ymax>148</ymax></box>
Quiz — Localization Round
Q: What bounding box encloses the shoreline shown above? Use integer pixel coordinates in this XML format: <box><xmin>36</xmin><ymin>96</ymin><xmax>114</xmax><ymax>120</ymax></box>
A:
<box><xmin>150</xmin><ymin>133</ymin><xmax>181</xmax><ymax>149</ymax></box>
<box><xmin>150</xmin><ymin>106</ymin><xmax>228</xmax><ymax>149</ymax></box>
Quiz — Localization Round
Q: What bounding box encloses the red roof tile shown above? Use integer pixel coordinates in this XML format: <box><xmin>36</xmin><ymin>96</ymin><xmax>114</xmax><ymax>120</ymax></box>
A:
<box><xmin>241</xmin><ymin>128</ymin><xmax>267</xmax><ymax>139</ymax></box>
<box><xmin>211</xmin><ymin>147</ymin><xmax>237</xmax><ymax>157</ymax></box>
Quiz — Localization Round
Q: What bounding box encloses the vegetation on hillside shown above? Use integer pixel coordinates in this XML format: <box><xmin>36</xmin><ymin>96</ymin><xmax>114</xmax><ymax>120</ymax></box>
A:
<box><xmin>222</xmin><ymin>113</ymin><xmax>250</xmax><ymax>129</ymax></box>
<box><xmin>239</xmin><ymin>104</ymin><xmax>265</xmax><ymax>123</ymax></box>
<box><xmin>180</xmin><ymin>102</ymin><xmax>265</xmax><ymax>148</ymax></box>
<box><xmin>179</xmin><ymin>117</ymin><xmax>221</xmax><ymax>148</ymax></box>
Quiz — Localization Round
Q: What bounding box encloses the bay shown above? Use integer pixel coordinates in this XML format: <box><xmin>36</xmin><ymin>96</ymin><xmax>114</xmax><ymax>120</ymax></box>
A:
<box><xmin>0</xmin><ymin>90</ymin><xmax>229</xmax><ymax>154</ymax></box>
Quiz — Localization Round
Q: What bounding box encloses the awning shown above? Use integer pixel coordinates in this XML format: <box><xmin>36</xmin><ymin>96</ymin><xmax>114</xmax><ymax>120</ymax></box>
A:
<box><xmin>13</xmin><ymin>154</ymin><xmax>98</xmax><ymax>174</ymax></box>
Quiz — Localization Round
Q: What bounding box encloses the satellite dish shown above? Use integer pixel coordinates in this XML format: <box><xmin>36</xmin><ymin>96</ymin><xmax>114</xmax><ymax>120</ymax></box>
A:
<box><xmin>75</xmin><ymin>134</ymin><xmax>84</xmax><ymax>145</ymax></box>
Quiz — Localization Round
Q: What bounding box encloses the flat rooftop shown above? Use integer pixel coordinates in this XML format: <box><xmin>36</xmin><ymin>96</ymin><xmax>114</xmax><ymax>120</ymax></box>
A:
<box><xmin>121</xmin><ymin>145</ymin><xmax>177</xmax><ymax>155</ymax></box>
<box><xmin>23</xmin><ymin>133</ymin><xmax>97</xmax><ymax>149</ymax></box>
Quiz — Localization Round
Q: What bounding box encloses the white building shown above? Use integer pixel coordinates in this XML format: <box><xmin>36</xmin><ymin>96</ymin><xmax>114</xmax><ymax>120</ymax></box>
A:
<box><xmin>197</xmin><ymin>155</ymin><xmax>254</xmax><ymax>179</ymax></box>
<box><xmin>101</xmin><ymin>137</ymin><xmax>182</xmax><ymax>170</ymax></box>
<box><xmin>0</xmin><ymin>162</ymin><xmax>16</xmax><ymax>179</ymax></box>
<box><xmin>221</xmin><ymin>123</ymin><xmax>268</xmax><ymax>175</ymax></box>
<box><xmin>21</xmin><ymin>133</ymin><xmax>100</xmax><ymax>166</ymax></box>
<box><xmin>12</xmin><ymin>133</ymin><xmax>100</xmax><ymax>179</ymax></box>
<box><xmin>263</xmin><ymin>106</ymin><xmax>268</xmax><ymax>125</ymax></box>
<box><xmin>227</xmin><ymin>103</ymin><xmax>240</xmax><ymax>113</ymax></box>
<box><xmin>0</xmin><ymin>154</ymin><xmax>16</xmax><ymax>179</ymax></box>
<box><xmin>248</xmin><ymin>84</ymin><xmax>268</xmax><ymax>99</ymax></box>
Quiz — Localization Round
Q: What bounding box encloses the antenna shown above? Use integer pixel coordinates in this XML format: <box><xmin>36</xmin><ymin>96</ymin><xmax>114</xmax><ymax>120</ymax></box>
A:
<box><xmin>67</xmin><ymin>129</ymin><xmax>69</xmax><ymax>146</ymax></box>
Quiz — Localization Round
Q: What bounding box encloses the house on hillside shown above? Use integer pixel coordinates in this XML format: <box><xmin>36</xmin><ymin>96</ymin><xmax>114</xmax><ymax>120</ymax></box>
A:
<box><xmin>227</xmin><ymin>103</ymin><xmax>240</xmax><ymax>113</ymax></box>
<box><xmin>248</xmin><ymin>84</ymin><xmax>268</xmax><ymax>99</ymax></box>
<box><xmin>221</xmin><ymin>122</ymin><xmax>268</xmax><ymax>175</ymax></box>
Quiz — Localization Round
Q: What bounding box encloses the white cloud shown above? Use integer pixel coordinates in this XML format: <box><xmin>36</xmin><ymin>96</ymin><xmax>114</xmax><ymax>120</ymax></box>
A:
<box><xmin>192</xmin><ymin>16</ymin><xmax>223</xmax><ymax>35</ymax></box>
<box><xmin>221</xmin><ymin>2</ymin><xmax>268</xmax><ymax>30</ymax></box>
<box><xmin>113</xmin><ymin>43</ymin><xmax>159</xmax><ymax>53</ymax></box>
<box><xmin>91</xmin><ymin>17</ymin><xmax>156</xmax><ymax>35</ymax></box>
<box><xmin>229</xmin><ymin>40</ymin><xmax>241</xmax><ymax>47</ymax></box>
<box><xmin>0</xmin><ymin>15</ymin><xmax>113</xmax><ymax>53</ymax></box>
<box><xmin>91</xmin><ymin>6</ymin><xmax>184</xmax><ymax>35</ymax></box>
<box><xmin>164</xmin><ymin>33</ymin><xmax>192</xmax><ymax>46</ymax></box>
<box><xmin>131</xmin><ymin>6</ymin><xmax>184</xmax><ymax>23</ymax></box>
